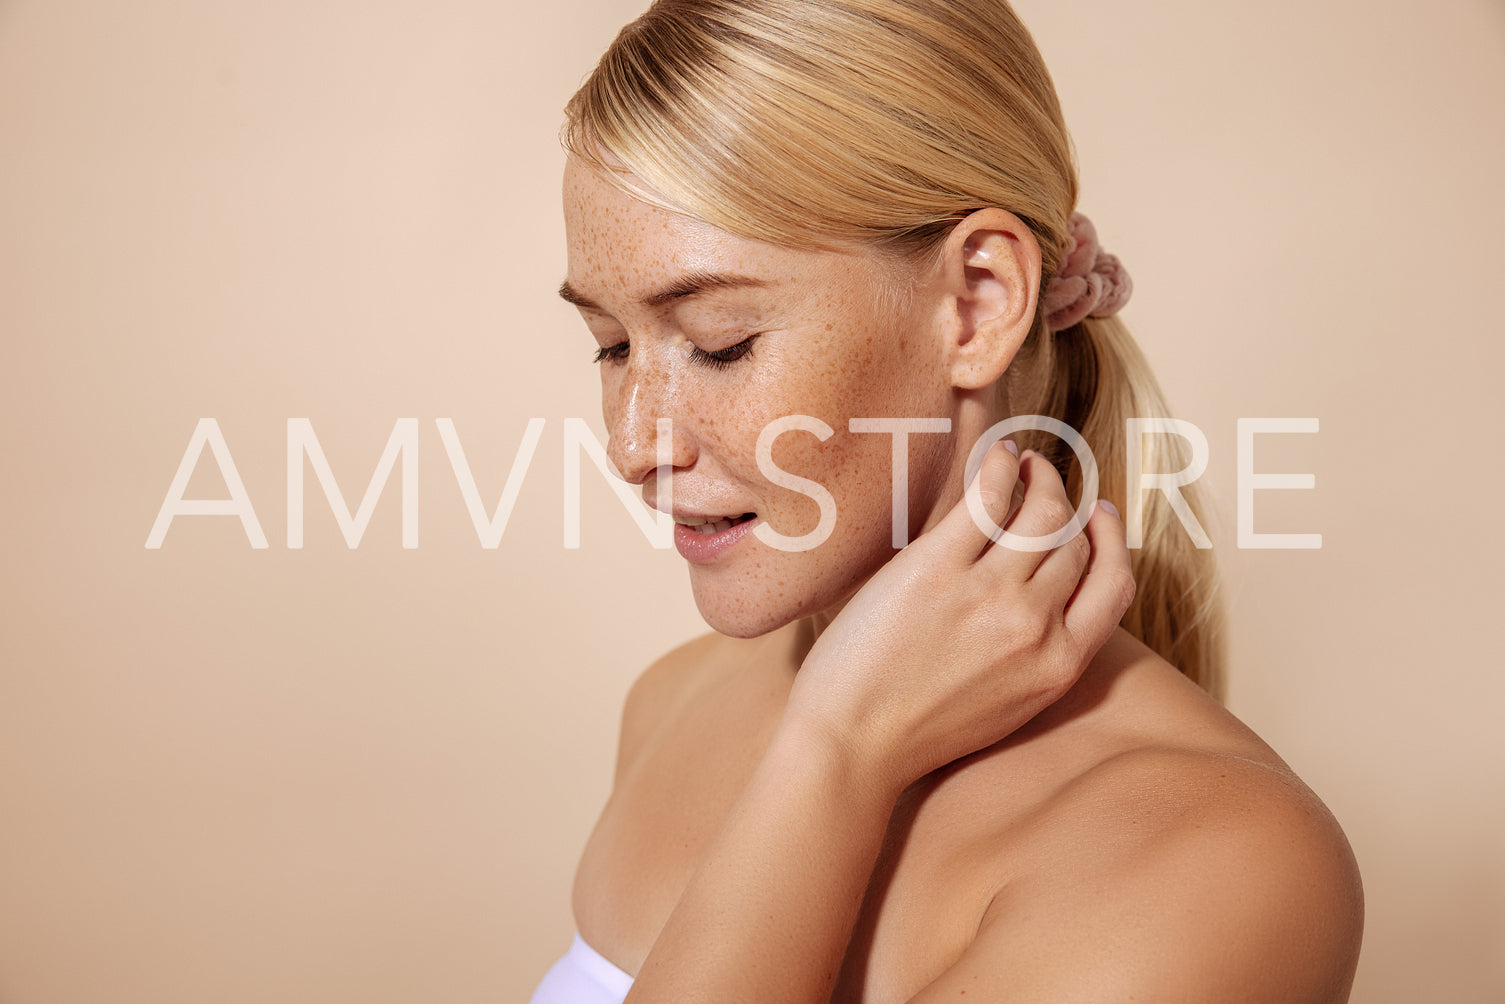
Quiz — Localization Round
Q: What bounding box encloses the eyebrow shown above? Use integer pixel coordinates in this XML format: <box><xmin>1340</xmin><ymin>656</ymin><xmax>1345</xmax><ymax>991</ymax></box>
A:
<box><xmin>557</xmin><ymin>270</ymin><xmax>775</xmax><ymax>311</ymax></box>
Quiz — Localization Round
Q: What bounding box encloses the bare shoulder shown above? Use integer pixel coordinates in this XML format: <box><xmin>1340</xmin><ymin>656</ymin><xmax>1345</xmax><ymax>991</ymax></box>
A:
<box><xmin>612</xmin><ymin>630</ymin><xmax>734</xmax><ymax>784</ymax></box>
<box><xmin>913</xmin><ymin>638</ymin><xmax>1364</xmax><ymax>1002</ymax></box>
<box><xmin>1008</xmin><ymin>752</ymin><xmax>1359</xmax><ymax>1000</ymax></box>
<box><xmin>622</xmin><ymin>631</ymin><xmax>724</xmax><ymax>720</ymax></box>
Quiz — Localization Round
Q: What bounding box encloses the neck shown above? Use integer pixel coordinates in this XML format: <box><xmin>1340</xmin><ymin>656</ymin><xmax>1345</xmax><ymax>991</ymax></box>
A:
<box><xmin>793</xmin><ymin>389</ymin><xmax>1003</xmax><ymax>661</ymax></box>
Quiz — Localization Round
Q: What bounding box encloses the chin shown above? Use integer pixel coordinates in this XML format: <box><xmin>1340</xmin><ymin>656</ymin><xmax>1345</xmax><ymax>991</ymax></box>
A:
<box><xmin>691</xmin><ymin>589</ymin><xmax>800</xmax><ymax>639</ymax></box>
<box><xmin>687</xmin><ymin>556</ymin><xmax>876</xmax><ymax>640</ymax></box>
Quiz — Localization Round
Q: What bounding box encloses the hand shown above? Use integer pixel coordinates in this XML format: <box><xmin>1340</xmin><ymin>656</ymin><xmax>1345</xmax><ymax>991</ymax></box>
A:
<box><xmin>784</xmin><ymin>440</ymin><xmax>1136</xmax><ymax>795</ymax></box>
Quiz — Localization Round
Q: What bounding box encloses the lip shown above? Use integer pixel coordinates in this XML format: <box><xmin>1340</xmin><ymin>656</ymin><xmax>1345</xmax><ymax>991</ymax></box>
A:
<box><xmin>662</xmin><ymin>506</ymin><xmax>742</xmax><ymax>520</ymax></box>
<box><xmin>643</xmin><ymin>496</ymin><xmax>752</xmax><ymax>522</ymax></box>
<box><xmin>673</xmin><ymin>513</ymin><xmax>759</xmax><ymax>564</ymax></box>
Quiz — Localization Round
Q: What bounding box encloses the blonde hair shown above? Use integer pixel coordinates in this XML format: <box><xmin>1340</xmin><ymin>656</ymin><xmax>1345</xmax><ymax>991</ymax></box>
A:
<box><xmin>564</xmin><ymin>0</ymin><xmax>1226</xmax><ymax>697</ymax></box>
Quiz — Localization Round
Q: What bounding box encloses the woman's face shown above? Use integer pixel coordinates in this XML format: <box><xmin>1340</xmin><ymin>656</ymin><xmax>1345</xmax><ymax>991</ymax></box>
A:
<box><xmin>561</xmin><ymin>159</ymin><xmax>967</xmax><ymax>637</ymax></box>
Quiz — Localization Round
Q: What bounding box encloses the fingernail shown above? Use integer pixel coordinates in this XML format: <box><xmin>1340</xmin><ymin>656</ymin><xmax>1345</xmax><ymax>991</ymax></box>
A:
<box><xmin>1002</xmin><ymin>439</ymin><xmax>1019</xmax><ymax>457</ymax></box>
<box><xmin>1097</xmin><ymin>499</ymin><xmax>1119</xmax><ymax>518</ymax></box>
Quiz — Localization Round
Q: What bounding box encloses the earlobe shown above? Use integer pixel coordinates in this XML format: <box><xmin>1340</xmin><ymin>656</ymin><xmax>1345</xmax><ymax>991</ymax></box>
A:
<box><xmin>941</xmin><ymin>209</ymin><xmax>1042</xmax><ymax>391</ymax></box>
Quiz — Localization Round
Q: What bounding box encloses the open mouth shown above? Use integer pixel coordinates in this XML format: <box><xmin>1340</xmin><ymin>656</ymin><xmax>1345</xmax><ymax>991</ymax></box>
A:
<box><xmin>675</xmin><ymin>512</ymin><xmax>757</xmax><ymax>535</ymax></box>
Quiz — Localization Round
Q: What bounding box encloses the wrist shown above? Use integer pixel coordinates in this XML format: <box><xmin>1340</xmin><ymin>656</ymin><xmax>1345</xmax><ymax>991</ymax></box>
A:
<box><xmin>769</xmin><ymin>705</ymin><xmax>909</xmax><ymax>813</ymax></box>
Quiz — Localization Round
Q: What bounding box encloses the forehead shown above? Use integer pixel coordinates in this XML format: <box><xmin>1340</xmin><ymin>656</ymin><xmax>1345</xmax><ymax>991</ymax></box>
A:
<box><xmin>561</xmin><ymin>158</ymin><xmax>885</xmax><ymax>307</ymax></box>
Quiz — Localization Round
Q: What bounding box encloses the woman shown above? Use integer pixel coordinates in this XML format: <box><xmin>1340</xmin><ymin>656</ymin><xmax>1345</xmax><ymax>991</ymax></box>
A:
<box><xmin>533</xmin><ymin>0</ymin><xmax>1364</xmax><ymax>1000</ymax></box>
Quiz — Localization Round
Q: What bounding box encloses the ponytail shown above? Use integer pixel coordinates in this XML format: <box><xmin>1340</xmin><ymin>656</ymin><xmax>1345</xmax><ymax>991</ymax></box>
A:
<box><xmin>1006</xmin><ymin>312</ymin><xmax>1227</xmax><ymax>698</ymax></box>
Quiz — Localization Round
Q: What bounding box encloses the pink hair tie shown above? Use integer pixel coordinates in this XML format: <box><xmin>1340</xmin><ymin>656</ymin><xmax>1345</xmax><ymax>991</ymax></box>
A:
<box><xmin>1041</xmin><ymin>212</ymin><xmax>1133</xmax><ymax>333</ymax></box>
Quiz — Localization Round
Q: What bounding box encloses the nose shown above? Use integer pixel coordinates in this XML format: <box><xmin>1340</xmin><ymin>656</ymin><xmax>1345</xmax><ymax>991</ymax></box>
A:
<box><xmin>605</xmin><ymin>360</ymin><xmax>696</xmax><ymax>486</ymax></box>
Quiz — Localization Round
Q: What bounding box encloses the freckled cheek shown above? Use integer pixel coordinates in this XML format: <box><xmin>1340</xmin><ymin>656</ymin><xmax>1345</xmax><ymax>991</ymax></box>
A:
<box><xmin>731</xmin><ymin>354</ymin><xmax>921</xmax><ymax>537</ymax></box>
<box><xmin>756</xmin><ymin>431</ymin><xmax>900</xmax><ymax>539</ymax></box>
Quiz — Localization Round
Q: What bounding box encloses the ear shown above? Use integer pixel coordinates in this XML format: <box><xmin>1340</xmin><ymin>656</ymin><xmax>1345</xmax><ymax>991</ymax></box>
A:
<box><xmin>933</xmin><ymin>208</ymin><xmax>1043</xmax><ymax>390</ymax></box>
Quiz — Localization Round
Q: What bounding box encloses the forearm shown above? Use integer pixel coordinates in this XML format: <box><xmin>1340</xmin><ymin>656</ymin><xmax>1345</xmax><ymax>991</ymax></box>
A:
<box><xmin>624</xmin><ymin>716</ymin><xmax>901</xmax><ymax>1003</ymax></box>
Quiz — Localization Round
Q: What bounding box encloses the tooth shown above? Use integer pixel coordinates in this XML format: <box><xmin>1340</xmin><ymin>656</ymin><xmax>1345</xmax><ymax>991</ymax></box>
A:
<box><xmin>676</xmin><ymin>514</ymin><xmax>753</xmax><ymax>533</ymax></box>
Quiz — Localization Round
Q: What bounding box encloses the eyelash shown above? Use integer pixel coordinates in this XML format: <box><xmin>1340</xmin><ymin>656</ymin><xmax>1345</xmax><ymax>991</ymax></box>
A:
<box><xmin>592</xmin><ymin>335</ymin><xmax>760</xmax><ymax>369</ymax></box>
<box><xmin>592</xmin><ymin>342</ymin><xmax>629</xmax><ymax>365</ymax></box>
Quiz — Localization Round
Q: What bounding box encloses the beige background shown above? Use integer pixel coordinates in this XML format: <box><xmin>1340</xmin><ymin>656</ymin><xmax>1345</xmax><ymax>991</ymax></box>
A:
<box><xmin>2</xmin><ymin>0</ymin><xmax>1502</xmax><ymax>1000</ymax></box>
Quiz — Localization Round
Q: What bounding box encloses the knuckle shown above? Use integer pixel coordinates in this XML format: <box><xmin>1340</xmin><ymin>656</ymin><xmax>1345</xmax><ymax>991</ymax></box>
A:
<box><xmin>1107</xmin><ymin>567</ymin><xmax>1138</xmax><ymax>611</ymax></box>
<box><xmin>1031</xmin><ymin>497</ymin><xmax>1076</xmax><ymax>534</ymax></box>
<box><xmin>1064</xmin><ymin>527</ymin><xmax>1092</xmax><ymax>563</ymax></box>
<box><xmin>1043</xmin><ymin>657</ymin><xmax>1081</xmax><ymax>701</ymax></box>
<box><xmin>1008</xmin><ymin>609</ymin><xmax>1052</xmax><ymax>651</ymax></box>
<box><xmin>1025</xmin><ymin>647</ymin><xmax>1079</xmax><ymax>705</ymax></box>
<box><xmin>975</xmin><ymin>487</ymin><xmax>1012</xmax><ymax>518</ymax></box>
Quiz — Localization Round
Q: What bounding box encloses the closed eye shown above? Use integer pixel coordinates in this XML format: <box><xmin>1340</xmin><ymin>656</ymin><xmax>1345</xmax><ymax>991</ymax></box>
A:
<box><xmin>592</xmin><ymin>341</ymin><xmax>629</xmax><ymax>365</ymax></box>
<box><xmin>688</xmin><ymin>334</ymin><xmax>759</xmax><ymax>370</ymax></box>
<box><xmin>592</xmin><ymin>333</ymin><xmax>761</xmax><ymax>368</ymax></box>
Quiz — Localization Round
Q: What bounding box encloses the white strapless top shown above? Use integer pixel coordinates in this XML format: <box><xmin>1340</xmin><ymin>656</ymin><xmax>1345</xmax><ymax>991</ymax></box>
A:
<box><xmin>529</xmin><ymin>933</ymin><xmax>635</xmax><ymax>1003</ymax></box>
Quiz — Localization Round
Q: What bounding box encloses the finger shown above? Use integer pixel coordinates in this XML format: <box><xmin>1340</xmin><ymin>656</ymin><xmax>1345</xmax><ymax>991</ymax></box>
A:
<box><xmin>980</xmin><ymin>450</ymin><xmax>1083</xmax><ymax>579</ymax></box>
<box><xmin>1020</xmin><ymin>449</ymin><xmax>1094</xmax><ymax>591</ymax></box>
<box><xmin>1063</xmin><ymin>500</ymin><xmax>1137</xmax><ymax>650</ymax></box>
<box><xmin>1025</xmin><ymin>500</ymin><xmax>1092</xmax><ymax>597</ymax></box>
<box><xmin>931</xmin><ymin>438</ymin><xmax>1024</xmax><ymax>562</ymax></box>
